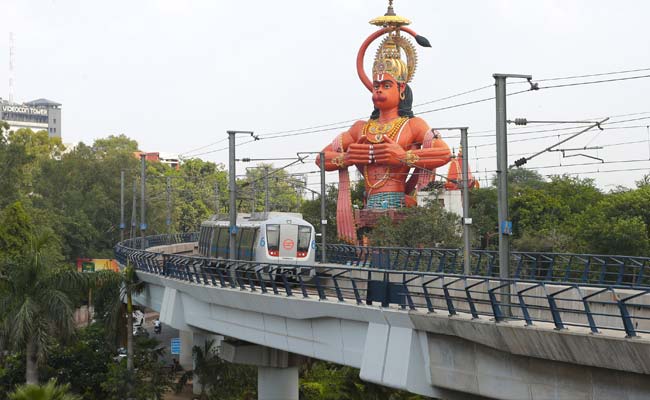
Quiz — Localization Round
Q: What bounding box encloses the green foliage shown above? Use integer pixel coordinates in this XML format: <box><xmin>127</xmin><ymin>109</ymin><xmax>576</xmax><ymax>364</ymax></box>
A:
<box><xmin>0</xmin><ymin>202</ymin><xmax>33</xmax><ymax>260</ymax></box>
<box><xmin>9</xmin><ymin>379</ymin><xmax>81</xmax><ymax>400</ymax></box>
<box><xmin>368</xmin><ymin>203</ymin><xmax>461</xmax><ymax>248</ymax></box>
<box><xmin>300</xmin><ymin>362</ymin><xmax>429</xmax><ymax>400</ymax></box>
<box><xmin>300</xmin><ymin>184</ymin><xmax>340</xmax><ymax>244</ymax></box>
<box><xmin>468</xmin><ymin>187</ymin><xmax>498</xmax><ymax>249</ymax></box>
<box><xmin>40</xmin><ymin>324</ymin><xmax>114</xmax><ymax>400</ymax></box>
<box><xmin>175</xmin><ymin>339</ymin><xmax>256</xmax><ymax>400</ymax></box>
<box><xmin>0</xmin><ymin>352</ymin><xmax>26</xmax><ymax>398</ymax></box>
<box><xmin>0</xmin><ymin>227</ymin><xmax>85</xmax><ymax>384</ymax></box>
<box><xmin>101</xmin><ymin>335</ymin><xmax>173</xmax><ymax>400</ymax></box>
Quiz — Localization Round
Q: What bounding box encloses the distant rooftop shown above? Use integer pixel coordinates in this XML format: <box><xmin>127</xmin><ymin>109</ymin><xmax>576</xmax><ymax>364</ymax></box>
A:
<box><xmin>24</xmin><ymin>98</ymin><xmax>61</xmax><ymax>107</ymax></box>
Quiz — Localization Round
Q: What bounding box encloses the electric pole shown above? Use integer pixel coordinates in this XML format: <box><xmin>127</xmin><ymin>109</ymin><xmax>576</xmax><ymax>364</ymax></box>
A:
<box><xmin>214</xmin><ymin>181</ymin><xmax>220</xmax><ymax>214</ymax></box>
<box><xmin>319</xmin><ymin>152</ymin><xmax>327</xmax><ymax>263</ymax></box>
<box><xmin>430</xmin><ymin>127</ymin><xmax>472</xmax><ymax>274</ymax></box>
<box><xmin>166</xmin><ymin>176</ymin><xmax>172</xmax><ymax>237</ymax></box>
<box><xmin>494</xmin><ymin>73</ymin><xmax>532</xmax><ymax>315</ymax></box>
<box><xmin>264</xmin><ymin>166</ymin><xmax>270</xmax><ymax>214</ymax></box>
<box><xmin>140</xmin><ymin>154</ymin><xmax>146</xmax><ymax>250</ymax></box>
<box><xmin>460</xmin><ymin>128</ymin><xmax>471</xmax><ymax>275</ymax></box>
<box><xmin>251</xmin><ymin>181</ymin><xmax>256</xmax><ymax>213</ymax></box>
<box><xmin>227</xmin><ymin>130</ymin><xmax>256</xmax><ymax>259</ymax></box>
<box><xmin>131</xmin><ymin>179</ymin><xmax>137</xmax><ymax>240</ymax></box>
<box><xmin>120</xmin><ymin>170</ymin><xmax>125</xmax><ymax>243</ymax></box>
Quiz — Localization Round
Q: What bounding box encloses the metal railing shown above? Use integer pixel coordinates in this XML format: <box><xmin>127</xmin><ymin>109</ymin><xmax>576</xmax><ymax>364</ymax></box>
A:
<box><xmin>121</xmin><ymin>233</ymin><xmax>650</xmax><ymax>287</ymax></box>
<box><xmin>121</xmin><ymin>233</ymin><xmax>199</xmax><ymax>251</ymax></box>
<box><xmin>318</xmin><ymin>244</ymin><xmax>650</xmax><ymax>287</ymax></box>
<box><xmin>116</xmin><ymin>236</ymin><xmax>650</xmax><ymax>338</ymax></box>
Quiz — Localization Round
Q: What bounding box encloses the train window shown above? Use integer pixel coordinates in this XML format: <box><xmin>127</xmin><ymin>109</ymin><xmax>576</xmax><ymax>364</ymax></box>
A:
<box><xmin>217</xmin><ymin>227</ymin><xmax>229</xmax><ymax>258</ymax></box>
<box><xmin>297</xmin><ymin>225</ymin><xmax>311</xmax><ymax>258</ymax></box>
<box><xmin>266</xmin><ymin>224</ymin><xmax>280</xmax><ymax>256</ymax></box>
<box><xmin>239</xmin><ymin>228</ymin><xmax>255</xmax><ymax>261</ymax></box>
<box><xmin>198</xmin><ymin>227</ymin><xmax>206</xmax><ymax>255</ymax></box>
<box><xmin>202</xmin><ymin>227</ymin><xmax>210</xmax><ymax>255</ymax></box>
<box><xmin>209</xmin><ymin>227</ymin><xmax>218</xmax><ymax>258</ymax></box>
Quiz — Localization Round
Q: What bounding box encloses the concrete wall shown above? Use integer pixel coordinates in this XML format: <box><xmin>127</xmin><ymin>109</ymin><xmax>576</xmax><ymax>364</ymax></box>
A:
<box><xmin>130</xmin><ymin>268</ymin><xmax>650</xmax><ymax>399</ymax></box>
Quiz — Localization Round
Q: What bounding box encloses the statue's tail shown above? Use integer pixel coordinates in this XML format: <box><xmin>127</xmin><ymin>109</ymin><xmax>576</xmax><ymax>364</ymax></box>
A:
<box><xmin>336</xmin><ymin>169</ymin><xmax>357</xmax><ymax>245</ymax></box>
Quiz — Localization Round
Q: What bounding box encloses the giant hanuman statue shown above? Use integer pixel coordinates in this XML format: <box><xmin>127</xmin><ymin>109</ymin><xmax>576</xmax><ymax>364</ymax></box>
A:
<box><xmin>316</xmin><ymin>1</ymin><xmax>452</xmax><ymax>244</ymax></box>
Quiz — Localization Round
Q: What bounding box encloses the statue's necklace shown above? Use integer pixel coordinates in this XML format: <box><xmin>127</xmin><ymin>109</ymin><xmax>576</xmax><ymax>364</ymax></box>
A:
<box><xmin>363</xmin><ymin>117</ymin><xmax>409</xmax><ymax>144</ymax></box>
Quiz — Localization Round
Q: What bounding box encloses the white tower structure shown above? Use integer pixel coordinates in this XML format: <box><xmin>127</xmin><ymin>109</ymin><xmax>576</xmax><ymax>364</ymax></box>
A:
<box><xmin>9</xmin><ymin>32</ymin><xmax>15</xmax><ymax>103</ymax></box>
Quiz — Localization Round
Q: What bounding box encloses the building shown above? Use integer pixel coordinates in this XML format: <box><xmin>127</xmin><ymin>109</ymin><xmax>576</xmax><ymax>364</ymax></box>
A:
<box><xmin>133</xmin><ymin>151</ymin><xmax>181</xmax><ymax>170</ymax></box>
<box><xmin>0</xmin><ymin>98</ymin><xmax>62</xmax><ymax>138</ymax></box>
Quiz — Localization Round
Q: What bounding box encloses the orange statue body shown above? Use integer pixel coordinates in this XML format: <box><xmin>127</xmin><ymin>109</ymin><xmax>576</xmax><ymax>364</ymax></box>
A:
<box><xmin>316</xmin><ymin>2</ymin><xmax>452</xmax><ymax>243</ymax></box>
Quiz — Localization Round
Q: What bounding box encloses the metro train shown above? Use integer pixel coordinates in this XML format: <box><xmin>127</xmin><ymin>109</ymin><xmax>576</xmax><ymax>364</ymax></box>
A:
<box><xmin>197</xmin><ymin>212</ymin><xmax>317</xmax><ymax>271</ymax></box>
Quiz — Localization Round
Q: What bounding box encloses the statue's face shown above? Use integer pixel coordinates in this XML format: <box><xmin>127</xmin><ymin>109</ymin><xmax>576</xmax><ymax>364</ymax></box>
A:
<box><xmin>372</xmin><ymin>74</ymin><xmax>402</xmax><ymax>111</ymax></box>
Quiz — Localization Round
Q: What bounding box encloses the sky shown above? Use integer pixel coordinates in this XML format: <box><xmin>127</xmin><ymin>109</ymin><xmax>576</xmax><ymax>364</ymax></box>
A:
<box><xmin>1</xmin><ymin>0</ymin><xmax>650</xmax><ymax>190</ymax></box>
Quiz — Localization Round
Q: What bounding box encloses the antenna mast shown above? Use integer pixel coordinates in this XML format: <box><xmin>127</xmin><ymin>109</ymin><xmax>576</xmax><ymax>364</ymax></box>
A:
<box><xmin>9</xmin><ymin>32</ymin><xmax>15</xmax><ymax>103</ymax></box>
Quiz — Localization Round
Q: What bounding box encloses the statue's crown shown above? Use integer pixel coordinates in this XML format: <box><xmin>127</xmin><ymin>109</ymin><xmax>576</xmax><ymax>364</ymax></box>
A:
<box><xmin>369</xmin><ymin>2</ymin><xmax>418</xmax><ymax>84</ymax></box>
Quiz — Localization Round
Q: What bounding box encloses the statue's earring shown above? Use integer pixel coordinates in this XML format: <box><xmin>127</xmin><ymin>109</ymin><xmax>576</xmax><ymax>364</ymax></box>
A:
<box><xmin>399</xmin><ymin>91</ymin><xmax>405</xmax><ymax>100</ymax></box>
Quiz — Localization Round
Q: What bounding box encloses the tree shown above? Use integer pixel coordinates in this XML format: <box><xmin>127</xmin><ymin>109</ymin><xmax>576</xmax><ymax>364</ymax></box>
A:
<box><xmin>92</xmin><ymin>265</ymin><xmax>143</xmax><ymax>374</ymax></box>
<box><xmin>0</xmin><ymin>228</ymin><xmax>84</xmax><ymax>384</ymax></box>
<box><xmin>41</xmin><ymin>324</ymin><xmax>114</xmax><ymax>400</ymax></box>
<box><xmin>468</xmin><ymin>187</ymin><xmax>498</xmax><ymax>249</ymax></box>
<box><xmin>368</xmin><ymin>202</ymin><xmax>461</xmax><ymax>248</ymax></box>
<box><xmin>0</xmin><ymin>202</ymin><xmax>33</xmax><ymax>260</ymax></box>
<box><xmin>101</xmin><ymin>336</ymin><xmax>173</xmax><ymax>400</ymax></box>
<box><xmin>91</xmin><ymin>135</ymin><xmax>138</xmax><ymax>159</ymax></box>
<box><xmin>9</xmin><ymin>379</ymin><xmax>81</xmax><ymax>400</ymax></box>
<box><xmin>300</xmin><ymin>362</ymin><xmax>428</xmax><ymax>400</ymax></box>
<box><xmin>176</xmin><ymin>339</ymin><xmax>256</xmax><ymax>400</ymax></box>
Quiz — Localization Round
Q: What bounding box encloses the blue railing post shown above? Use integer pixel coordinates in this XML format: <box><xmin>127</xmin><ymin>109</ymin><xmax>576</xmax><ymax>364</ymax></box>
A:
<box><xmin>487</xmin><ymin>282</ymin><xmax>510</xmax><ymax>322</ymax></box>
<box><xmin>442</xmin><ymin>278</ymin><xmax>463</xmax><ymax>316</ymax></box>
<box><xmin>544</xmin><ymin>285</ymin><xmax>575</xmax><ymax>330</ymax></box>
<box><xmin>280</xmin><ymin>272</ymin><xmax>293</xmax><ymax>297</ymax></box>
<box><xmin>314</xmin><ymin>275</ymin><xmax>326</xmax><ymax>300</ymax></box>
<box><xmin>298</xmin><ymin>274</ymin><xmax>309</xmax><ymax>298</ymax></box>
<box><xmin>516</xmin><ymin>283</ymin><xmax>543</xmax><ymax>326</ymax></box>
<box><xmin>615</xmin><ymin>289</ymin><xmax>649</xmax><ymax>338</ymax></box>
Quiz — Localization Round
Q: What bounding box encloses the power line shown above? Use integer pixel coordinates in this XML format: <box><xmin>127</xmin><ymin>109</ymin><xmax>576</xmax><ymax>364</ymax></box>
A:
<box><xmin>537</xmin><ymin>74</ymin><xmax>650</xmax><ymax>90</ymax></box>
<box><xmin>182</xmin><ymin>68</ymin><xmax>650</xmax><ymax>158</ymax></box>
<box><xmin>535</xmin><ymin>67</ymin><xmax>650</xmax><ymax>83</ymax></box>
<box><xmin>179</xmin><ymin>138</ymin><xmax>228</xmax><ymax>156</ymax></box>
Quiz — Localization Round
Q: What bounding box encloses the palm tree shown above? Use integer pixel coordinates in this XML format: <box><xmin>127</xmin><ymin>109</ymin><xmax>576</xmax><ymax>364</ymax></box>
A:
<box><xmin>93</xmin><ymin>262</ymin><xmax>143</xmax><ymax>372</ymax></box>
<box><xmin>176</xmin><ymin>339</ymin><xmax>220</xmax><ymax>399</ymax></box>
<box><xmin>0</xmin><ymin>233</ymin><xmax>86</xmax><ymax>385</ymax></box>
<box><xmin>10</xmin><ymin>379</ymin><xmax>81</xmax><ymax>400</ymax></box>
<box><xmin>176</xmin><ymin>339</ymin><xmax>257</xmax><ymax>399</ymax></box>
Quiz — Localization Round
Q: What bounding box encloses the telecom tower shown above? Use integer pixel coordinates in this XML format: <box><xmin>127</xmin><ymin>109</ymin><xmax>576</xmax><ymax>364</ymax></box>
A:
<box><xmin>9</xmin><ymin>32</ymin><xmax>15</xmax><ymax>103</ymax></box>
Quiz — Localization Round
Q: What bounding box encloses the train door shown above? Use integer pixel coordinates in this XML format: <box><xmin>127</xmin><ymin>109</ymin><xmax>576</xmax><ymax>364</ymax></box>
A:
<box><xmin>278</xmin><ymin>224</ymin><xmax>298</xmax><ymax>262</ymax></box>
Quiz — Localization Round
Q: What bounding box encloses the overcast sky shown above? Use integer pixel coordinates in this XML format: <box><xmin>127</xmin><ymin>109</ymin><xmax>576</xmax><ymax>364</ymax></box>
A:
<box><xmin>2</xmin><ymin>0</ymin><xmax>650</xmax><ymax>190</ymax></box>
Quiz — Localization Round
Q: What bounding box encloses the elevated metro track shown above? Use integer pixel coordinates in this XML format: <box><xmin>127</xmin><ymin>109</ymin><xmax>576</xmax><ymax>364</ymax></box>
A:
<box><xmin>116</xmin><ymin>234</ymin><xmax>650</xmax><ymax>399</ymax></box>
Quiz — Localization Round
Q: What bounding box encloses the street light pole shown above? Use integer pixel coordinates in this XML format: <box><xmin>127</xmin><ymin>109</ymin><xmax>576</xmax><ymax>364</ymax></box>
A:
<box><xmin>227</xmin><ymin>130</ymin><xmax>256</xmax><ymax>260</ymax></box>
<box><xmin>319</xmin><ymin>152</ymin><xmax>327</xmax><ymax>263</ymax></box>
<box><xmin>460</xmin><ymin>128</ymin><xmax>471</xmax><ymax>275</ymax></box>
<box><xmin>493</xmin><ymin>73</ymin><xmax>532</xmax><ymax>315</ymax></box>
<box><xmin>430</xmin><ymin>127</ymin><xmax>472</xmax><ymax>275</ymax></box>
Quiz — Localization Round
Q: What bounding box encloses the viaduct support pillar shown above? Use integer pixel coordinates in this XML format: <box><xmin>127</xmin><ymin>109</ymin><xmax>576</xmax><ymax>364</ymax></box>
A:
<box><xmin>220</xmin><ymin>341</ymin><xmax>303</xmax><ymax>400</ymax></box>
<box><xmin>258</xmin><ymin>366</ymin><xmax>299</xmax><ymax>400</ymax></box>
<box><xmin>178</xmin><ymin>330</ymin><xmax>194</xmax><ymax>371</ymax></box>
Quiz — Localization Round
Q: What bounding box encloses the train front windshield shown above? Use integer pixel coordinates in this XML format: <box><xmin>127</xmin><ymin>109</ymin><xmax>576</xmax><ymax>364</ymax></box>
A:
<box><xmin>266</xmin><ymin>224</ymin><xmax>280</xmax><ymax>256</ymax></box>
<box><xmin>297</xmin><ymin>226</ymin><xmax>311</xmax><ymax>258</ymax></box>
